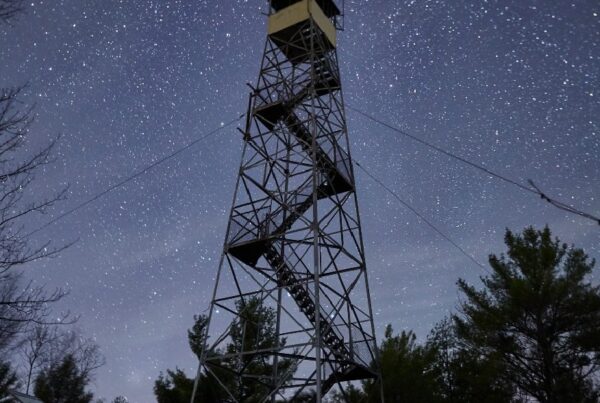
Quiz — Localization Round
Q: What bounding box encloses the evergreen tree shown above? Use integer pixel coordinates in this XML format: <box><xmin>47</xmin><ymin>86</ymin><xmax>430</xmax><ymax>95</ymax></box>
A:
<box><xmin>426</xmin><ymin>319</ymin><xmax>514</xmax><ymax>403</ymax></box>
<box><xmin>186</xmin><ymin>314</ymin><xmax>229</xmax><ymax>402</ymax></box>
<box><xmin>34</xmin><ymin>354</ymin><xmax>94</xmax><ymax>403</ymax></box>
<box><xmin>188</xmin><ymin>314</ymin><xmax>209</xmax><ymax>360</ymax></box>
<box><xmin>331</xmin><ymin>384</ymin><xmax>366</xmax><ymax>403</ymax></box>
<box><xmin>223</xmin><ymin>297</ymin><xmax>291</xmax><ymax>402</ymax></box>
<box><xmin>0</xmin><ymin>361</ymin><xmax>20</xmax><ymax>399</ymax></box>
<box><xmin>154</xmin><ymin>366</ymin><xmax>227</xmax><ymax>403</ymax></box>
<box><xmin>155</xmin><ymin>297</ymin><xmax>294</xmax><ymax>402</ymax></box>
<box><xmin>362</xmin><ymin>325</ymin><xmax>441</xmax><ymax>403</ymax></box>
<box><xmin>455</xmin><ymin>226</ymin><xmax>600</xmax><ymax>403</ymax></box>
<box><xmin>154</xmin><ymin>369</ymin><xmax>195</xmax><ymax>403</ymax></box>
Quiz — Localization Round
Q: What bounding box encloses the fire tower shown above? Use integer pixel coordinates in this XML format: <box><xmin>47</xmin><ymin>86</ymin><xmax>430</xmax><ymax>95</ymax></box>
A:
<box><xmin>193</xmin><ymin>1</ymin><xmax>381</xmax><ymax>401</ymax></box>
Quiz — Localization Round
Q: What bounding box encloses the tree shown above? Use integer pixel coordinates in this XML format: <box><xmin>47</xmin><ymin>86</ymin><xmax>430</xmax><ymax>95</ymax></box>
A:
<box><xmin>154</xmin><ymin>313</ymin><xmax>228</xmax><ymax>403</ymax></box>
<box><xmin>48</xmin><ymin>328</ymin><xmax>105</xmax><ymax>381</ymax></box>
<box><xmin>331</xmin><ymin>384</ymin><xmax>366</xmax><ymax>403</ymax></box>
<box><xmin>361</xmin><ymin>325</ymin><xmax>441</xmax><ymax>403</ymax></box>
<box><xmin>155</xmin><ymin>297</ymin><xmax>294</xmax><ymax>402</ymax></box>
<box><xmin>455</xmin><ymin>226</ymin><xmax>600</xmax><ymax>402</ymax></box>
<box><xmin>34</xmin><ymin>354</ymin><xmax>94</xmax><ymax>403</ymax></box>
<box><xmin>335</xmin><ymin>319</ymin><xmax>515</xmax><ymax>403</ymax></box>
<box><xmin>19</xmin><ymin>325</ymin><xmax>59</xmax><ymax>394</ymax></box>
<box><xmin>188</xmin><ymin>314</ymin><xmax>208</xmax><ymax>360</ymax></box>
<box><xmin>223</xmin><ymin>297</ymin><xmax>291</xmax><ymax>402</ymax></box>
<box><xmin>0</xmin><ymin>0</ymin><xmax>71</xmax><ymax>355</ymax></box>
<box><xmin>154</xmin><ymin>369</ymin><xmax>195</xmax><ymax>403</ymax></box>
<box><xmin>19</xmin><ymin>325</ymin><xmax>105</xmax><ymax>394</ymax></box>
<box><xmin>0</xmin><ymin>0</ymin><xmax>22</xmax><ymax>24</ymax></box>
<box><xmin>186</xmin><ymin>314</ymin><xmax>228</xmax><ymax>402</ymax></box>
<box><xmin>112</xmin><ymin>397</ymin><xmax>128</xmax><ymax>403</ymax></box>
<box><xmin>292</xmin><ymin>390</ymin><xmax>319</xmax><ymax>402</ymax></box>
<box><xmin>426</xmin><ymin>319</ymin><xmax>514</xmax><ymax>403</ymax></box>
<box><xmin>0</xmin><ymin>85</ymin><xmax>70</xmax><ymax>345</ymax></box>
<box><xmin>0</xmin><ymin>360</ymin><xmax>20</xmax><ymax>399</ymax></box>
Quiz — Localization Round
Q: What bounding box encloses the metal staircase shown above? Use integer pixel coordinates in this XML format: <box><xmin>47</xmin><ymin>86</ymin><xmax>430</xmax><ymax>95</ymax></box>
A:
<box><xmin>226</xmin><ymin>56</ymin><xmax>368</xmax><ymax>398</ymax></box>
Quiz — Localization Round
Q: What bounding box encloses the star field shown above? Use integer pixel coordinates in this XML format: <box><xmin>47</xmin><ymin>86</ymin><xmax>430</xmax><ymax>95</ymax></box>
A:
<box><xmin>1</xmin><ymin>0</ymin><xmax>598</xmax><ymax>401</ymax></box>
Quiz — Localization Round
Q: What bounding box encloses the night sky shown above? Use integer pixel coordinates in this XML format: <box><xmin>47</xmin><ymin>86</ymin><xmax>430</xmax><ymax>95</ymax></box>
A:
<box><xmin>1</xmin><ymin>0</ymin><xmax>599</xmax><ymax>401</ymax></box>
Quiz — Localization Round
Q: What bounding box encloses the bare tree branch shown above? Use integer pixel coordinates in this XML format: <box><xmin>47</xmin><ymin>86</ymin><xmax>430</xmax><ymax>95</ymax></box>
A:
<box><xmin>0</xmin><ymin>84</ymin><xmax>72</xmax><ymax>352</ymax></box>
<box><xmin>18</xmin><ymin>325</ymin><xmax>105</xmax><ymax>393</ymax></box>
<box><xmin>0</xmin><ymin>0</ymin><xmax>23</xmax><ymax>25</ymax></box>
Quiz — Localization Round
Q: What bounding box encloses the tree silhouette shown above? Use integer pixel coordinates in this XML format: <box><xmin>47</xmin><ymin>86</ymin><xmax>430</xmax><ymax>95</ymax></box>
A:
<box><xmin>455</xmin><ymin>226</ymin><xmax>600</xmax><ymax>402</ymax></box>
<box><xmin>427</xmin><ymin>318</ymin><xmax>513</xmax><ymax>403</ymax></box>
<box><xmin>0</xmin><ymin>361</ymin><xmax>20</xmax><ymax>399</ymax></box>
<box><xmin>360</xmin><ymin>325</ymin><xmax>440</xmax><ymax>403</ymax></box>
<box><xmin>0</xmin><ymin>0</ymin><xmax>71</xmax><ymax>355</ymax></box>
<box><xmin>156</xmin><ymin>297</ymin><xmax>295</xmax><ymax>402</ymax></box>
<box><xmin>34</xmin><ymin>354</ymin><xmax>94</xmax><ymax>403</ymax></box>
<box><xmin>0</xmin><ymin>0</ymin><xmax>23</xmax><ymax>24</ymax></box>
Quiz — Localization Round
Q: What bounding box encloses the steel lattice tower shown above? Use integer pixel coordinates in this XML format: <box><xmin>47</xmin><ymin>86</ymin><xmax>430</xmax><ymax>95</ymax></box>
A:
<box><xmin>193</xmin><ymin>1</ymin><xmax>381</xmax><ymax>401</ymax></box>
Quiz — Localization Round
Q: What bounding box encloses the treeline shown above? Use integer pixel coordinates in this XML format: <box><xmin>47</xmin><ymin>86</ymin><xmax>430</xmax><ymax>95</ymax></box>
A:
<box><xmin>331</xmin><ymin>227</ymin><xmax>600</xmax><ymax>403</ymax></box>
<box><xmin>156</xmin><ymin>227</ymin><xmax>600</xmax><ymax>402</ymax></box>
<box><xmin>2</xmin><ymin>324</ymin><xmax>106</xmax><ymax>402</ymax></box>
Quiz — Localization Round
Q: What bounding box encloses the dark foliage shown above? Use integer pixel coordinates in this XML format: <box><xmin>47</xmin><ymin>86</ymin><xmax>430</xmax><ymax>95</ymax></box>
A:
<box><xmin>455</xmin><ymin>226</ymin><xmax>600</xmax><ymax>402</ymax></box>
<box><xmin>223</xmin><ymin>297</ymin><xmax>290</xmax><ymax>402</ymax></box>
<box><xmin>0</xmin><ymin>0</ymin><xmax>23</xmax><ymax>25</ymax></box>
<box><xmin>188</xmin><ymin>314</ymin><xmax>208</xmax><ymax>361</ymax></box>
<box><xmin>155</xmin><ymin>297</ymin><xmax>295</xmax><ymax>402</ymax></box>
<box><xmin>427</xmin><ymin>319</ymin><xmax>514</xmax><ymax>403</ymax></box>
<box><xmin>34</xmin><ymin>354</ymin><xmax>94</xmax><ymax>403</ymax></box>
<box><xmin>0</xmin><ymin>360</ymin><xmax>20</xmax><ymax>398</ymax></box>
<box><xmin>19</xmin><ymin>325</ymin><xmax>105</xmax><ymax>394</ymax></box>
<box><xmin>154</xmin><ymin>369</ymin><xmax>195</xmax><ymax>403</ymax></box>
<box><xmin>362</xmin><ymin>325</ymin><xmax>441</xmax><ymax>403</ymax></box>
<box><xmin>336</xmin><ymin>226</ymin><xmax>600</xmax><ymax>402</ymax></box>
